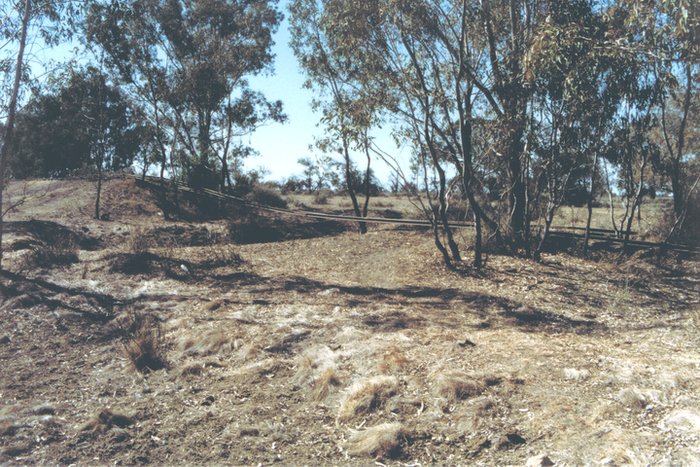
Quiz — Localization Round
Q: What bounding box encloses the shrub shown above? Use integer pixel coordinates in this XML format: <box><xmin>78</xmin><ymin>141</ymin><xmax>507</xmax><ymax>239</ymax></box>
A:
<box><xmin>20</xmin><ymin>238</ymin><xmax>79</xmax><ymax>270</ymax></box>
<box><xmin>245</xmin><ymin>185</ymin><xmax>288</xmax><ymax>209</ymax></box>
<box><xmin>647</xmin><ymin>194</ymin><xmax>700</xmax><ymax>247</ymax></box>
<box><xmin>126</xmin><ymin>227</ymin><xmax>151</xmax><ymax>254</ymax></box>
<box><xmin>313</xmin><ymin>189</ymin><xmax>332</xmax><ymax>205</ymax></box>
<box><xmin>122</xmin><ymin>313</ymin><xmax>168</xmax><ymax>373</ymax></box>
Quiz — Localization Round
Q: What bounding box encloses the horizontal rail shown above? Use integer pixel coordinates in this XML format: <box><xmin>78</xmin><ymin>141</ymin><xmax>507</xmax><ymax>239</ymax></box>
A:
<box><xmin>132</xmin><ymin>175</ymin><xmax>698</xmax><ymax>253</ymax></box>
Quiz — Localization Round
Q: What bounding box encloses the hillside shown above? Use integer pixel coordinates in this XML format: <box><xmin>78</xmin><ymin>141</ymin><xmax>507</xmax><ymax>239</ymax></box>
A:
<box><xmin>1</xmin><ymin>178</ymin><xmax>699</xmax><ymax>465</ymax></box>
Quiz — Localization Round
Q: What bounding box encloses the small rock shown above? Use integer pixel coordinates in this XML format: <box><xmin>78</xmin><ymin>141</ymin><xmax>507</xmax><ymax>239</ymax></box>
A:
<box><xmin>660</xmin><ymin>409</ymin><xmax>700</xmax><ymax>434</ymax></box>
<box><xmin>318</xmin><ymin>288</ymin><xmax>340</xmax><ymax>296</ymax></box>
<box><xmin>458</xmin><ymin>338</ymin><xmax>476</xmax><ymax>348</ymax></box>
<box><xmin>201</xmin><ymin>395</ymin><xmax>216</xmax><ymax>406</ymax></box>
<box><xmin>563</xmin><ymin>368</ymin><xmax>590</xmax><ymax>381</ymax></box>
<box><xmin>526</xmin><ymin>454</ymin><xmax>555</xmax><ymax>466</ymax></box>
<box><xmin>34</xmin><ymin>405</ymin><xmax>56</xmax><ymax>416</ymax></box>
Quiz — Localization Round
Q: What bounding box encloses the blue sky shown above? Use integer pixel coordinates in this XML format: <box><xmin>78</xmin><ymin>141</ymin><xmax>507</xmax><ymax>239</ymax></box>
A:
<box><xmin>10</xmin><ymin>0</ymin><xmax>405</xmax><ymax>184</ymax></box>
<box><xmin>244</xmin><ymin>5</ymin><xmax>405</xmax><ymax>184</ymax></box>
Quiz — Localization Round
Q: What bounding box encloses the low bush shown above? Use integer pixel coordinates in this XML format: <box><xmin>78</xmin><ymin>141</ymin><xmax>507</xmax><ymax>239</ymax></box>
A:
<box><xmin>122</xmin><ymin>313</ymin><xmax>168</xmax><ymax>373</ymax></box>
<box><xmin>20</xmin><ymin>238</ymin><xmax>79</xmax><ymax>270</ymax></box>
<box><xmin>313</xmin><ymin>190</ymin><xmax>332</xmax><ymax>205</ymax></box>
<box><xmin>246</xmin><ymin>185</ymin><xmax>288</xmax><ymax>209</ymax></box>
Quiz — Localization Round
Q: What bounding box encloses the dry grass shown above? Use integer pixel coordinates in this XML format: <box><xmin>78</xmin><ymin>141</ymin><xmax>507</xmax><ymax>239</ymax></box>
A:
<box><xmin>178</xmin><ymin>329</ymin><xmax>233</xmax><ymax>356</ymax></box>
<box><xmin>378</xmin><ymin>346</ymin><xmax>410</xmax><ymax>373</ymax></box>
<box><xmin>435</xmin><ymin>372</ymin><xmax>485</xmax><ymax>402</ymax></box>
<box><xmin>346</xmin><ymin>422</ymin><xmax>408</xmax><ymax>458</ymax></box>
<box><xmin>126</xmin><ymin>226</ymin><xmax>151</xmax><ymax>254</ymax></box>
<box><xmin>337</xmin><ymin>376</ymin><xmax>399</xmax><ymax>423</ymax></box>
<box><xmin>123</xmin><ymin>314</ymin><xmax>168</xmax><ymax>373</ymax></box>
<box><xmin>81</xmin><ymin>409</ymin><xmax>134</xmax><ymax>433</ymax></box>
<box><xmin>19</xmin><ymin>240</ymin><xmax>79</xmax><ymax>270</ymax></box>
<box><xmin>312</xmin><ymin>368</ymin><xmax>341</xmax><ymax>401</ymax></box>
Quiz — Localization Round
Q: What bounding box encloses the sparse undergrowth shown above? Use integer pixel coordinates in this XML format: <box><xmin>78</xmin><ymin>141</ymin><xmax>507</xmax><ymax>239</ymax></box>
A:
<box><xmin>18</xmin><ymin>240</ymin><xmax>79</xmax><ymax>270</ymax></box>
<box><xmin>1</xmin><ymin>179</ymin><xmax>698</xmax><ymax>466</ymax></box>
<box><xmin>121</xmin><ymin>313</ymin><xmax>168</xmax><ymax>373</ymax></box>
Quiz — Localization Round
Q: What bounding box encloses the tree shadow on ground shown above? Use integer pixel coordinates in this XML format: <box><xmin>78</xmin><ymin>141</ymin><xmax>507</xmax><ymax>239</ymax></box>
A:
<box><xmin>0</xmin><ymin>270</ymin><xmax>117</xmax><ymax>322</ymax></box>
<box><xmin>537</xmin><ymin>259</ymin><xmax>699</xmax><ymax>313</ymax></box>
<box><xmin>6</xmin><ymin>220</ymin><xmax>101</xmax><ymax>250</ymax></box>
<box><xmin>210</xmin><ymin>273</ymin><xmax>603</xmax><ymax>335</ymax></box>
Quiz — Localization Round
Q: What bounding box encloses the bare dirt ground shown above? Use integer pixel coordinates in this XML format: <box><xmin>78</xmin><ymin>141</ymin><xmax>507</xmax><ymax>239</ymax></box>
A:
<box><xmin>1</xmin><ymin>178</ymin><xmax>699</xmax><ymax>466</ymax></box>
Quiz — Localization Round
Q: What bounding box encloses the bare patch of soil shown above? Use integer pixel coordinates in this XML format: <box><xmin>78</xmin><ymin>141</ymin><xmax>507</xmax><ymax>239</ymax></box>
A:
<box><xmin>1</xmin><ymin>179</ymin><xmax>699</xmax><ymax>465</ymax></box>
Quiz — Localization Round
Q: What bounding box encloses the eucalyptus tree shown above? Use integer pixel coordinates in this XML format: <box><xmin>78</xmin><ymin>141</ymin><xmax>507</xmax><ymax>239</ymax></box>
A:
<box><xmin>644</xmin><ymin>1</ymin><xmax>699</xmax><ymax>221</ymax></box>
<box><xmin>86</xmin><ymin>0</ymin><xmax>285</xmax><ymax>194</ymax></box>
<box><xmin>289</xmin><ymin>0</ymin><xmax>612</xmax><ymax>267</ymax></box>
<box><xmin>525</xmin><ymin>1</ymin><xmax>635</xmax><ymax>257</ymax></box>
<box><xmin>0</xmin><ymin>0</ymin><xmax>80</xmax><ymax>268</ymax></box>
<box><xmin>290</xmin><ymin>0</ymin><xmax>384</xmax><ymax>234</ymax></box>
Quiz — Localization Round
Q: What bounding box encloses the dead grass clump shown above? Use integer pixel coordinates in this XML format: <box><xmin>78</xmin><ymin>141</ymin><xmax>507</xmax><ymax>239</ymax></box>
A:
<box><xmin>291</xmin><ymin>355</ymin><xmax>316</xmax><ymax>387</ymax></box>
<box><xmin>378</xmin><ymin>347</ymin><xmax>410</xmax><ymax>373</ymax></box>
<box><xmin>178</xmin><ymin>330</ymin><xmax>233</xmax><ymax>356</ymax></box>
<box><xmin>20</xmin><ymin>240</ymin><xmax>79</xmax><ymax>270</ymax></box>
<box><xmin>346</xmin><ymin>423</ymin><xmax>408</xmax><ymax>458</ymax></box>
<box><xmin>198</xmin><ymin>245</ymin><xmax>243</xmax><ymax>269</ymax></box>
<box><xmin>436</xmin><ymin>372</ymin><xmax>485</xmax><ymax>402</ymax></box>
<box><xmin>617</xmin><ymin>388</ymin><xmax>661</xmax><ymax>409</ymax></box>
<box><xmin>235</xmin><ymin>358</ymin><xmax>284</xmax><ymax>384</ymax></box>
<box><xmin>476</xmin><ymin>398</ymin><xmax>497</xmax><ymax>417</ymax></box>
<box><xmin>313</xmin><ymin>368</ymin><xmax>341</xmax><ymax>401</ymax></box>
<box><xmin>180</xmin><ymin>364</ymin><xmax>205</xmax><ymax>377</ymax></box>
<box><xmin>127</xmin><ymin>227</ymin><xmax>151</xmax><ymax>254</ymax></box>
<box><xmin>337</xmin><ymin>376</ymin><xmax>399</xmax><ymax>423</ymax></box>
<box><xmin>123</xmin><ymin>314</ymin><xmax>168</xmax><ymax>373</ymax></box>
<box><xmin>81</xmin><ymin>409</ymin><xmax>134</xmax><ymax>433</ymax></box>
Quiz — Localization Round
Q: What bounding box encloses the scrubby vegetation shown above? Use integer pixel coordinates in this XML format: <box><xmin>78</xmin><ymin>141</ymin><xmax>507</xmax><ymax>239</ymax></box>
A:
<box><xmin>0</xmin><ymin>0</ymin><xmax>698</xmax><ymax>464</ymax></box>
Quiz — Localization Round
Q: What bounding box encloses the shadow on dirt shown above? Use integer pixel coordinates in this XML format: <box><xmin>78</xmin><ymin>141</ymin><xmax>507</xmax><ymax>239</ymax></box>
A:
<box><xmin>0</xmin><ymin>270</ymin><xmax>117</xmax><ymax>322</ymax></box>
<box><xmin>6</xmin><ymin>220</ymin><xmax>101</xmax><ymax>251</ymax></box>
<box><xmin>229</xmin><ymin>215</ymin><xmax>348</xmax><ymax>244</ymax></box>
<box><xmin>209</xmin><ymin>273</ymin><xmax>603</xmax><ymax>335</ymax></box>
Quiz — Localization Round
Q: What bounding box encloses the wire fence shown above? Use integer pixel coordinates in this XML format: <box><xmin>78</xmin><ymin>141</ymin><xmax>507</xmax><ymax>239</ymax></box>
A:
<box><xmin>132</xmin><ymin>175</ymin><xmax>699</xmax><ymax>254</ymax></box>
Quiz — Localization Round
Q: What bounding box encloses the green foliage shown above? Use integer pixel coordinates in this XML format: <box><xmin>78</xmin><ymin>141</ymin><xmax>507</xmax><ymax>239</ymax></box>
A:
<box><xmin>85</xmin><ymin>0</ymin><xmax>286</xmax><ymax>179</ymax></box>
<box><xmin>10</xmin><ymin>67</ymin><xmax>143</xmax><ymax>178</ymax></box>
<box><xmin>246</xmin><ymin>185</ymin><xmax>288</xmax><ymax>209</ymax></box>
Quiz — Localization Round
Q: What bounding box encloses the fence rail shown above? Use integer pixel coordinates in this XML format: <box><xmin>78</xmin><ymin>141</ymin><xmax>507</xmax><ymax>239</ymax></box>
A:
<box><xmin>131</xmin><ymin>175</ymin><xmax>699</xmax><ymax>254</ymax></box>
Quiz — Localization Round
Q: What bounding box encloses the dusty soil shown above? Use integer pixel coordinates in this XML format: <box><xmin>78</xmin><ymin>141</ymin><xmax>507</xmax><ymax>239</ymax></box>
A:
<box><xmin>1</xmin><ymin>178</ymin><xmax>699</xmax><ymax>465</ymax></box>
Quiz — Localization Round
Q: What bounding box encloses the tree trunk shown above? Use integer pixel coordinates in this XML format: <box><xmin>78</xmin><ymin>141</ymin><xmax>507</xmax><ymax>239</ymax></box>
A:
<box><xmin>507</xmin><ymin>123</ymin><xmax>527</xmax><ymax>251</ymax></box>
<box><xmin>361</xmin><ymin>140</ymin><xmax>371</xmax><ymax>220</ymax></box>
<box><xmin>583</xmin><ymin>152</ymin><xmax>599</xmax><ymax>256</ymax></box>
<box><xmin>342</xmin><ymin>138</ymin><xmax>367</xmax><ymax>234</ymax></box>
<box><xmin>95</xmin><ymin>162</ymin><xmax>103</xmax><ymax>220</ymax></box>
<box><xmin>622</xmin><ymin>156</ymin><xmax>647</xmax><ymax>253</ymax></box>
<box><xmin>0</xmin><ymin>0</ymin><xmax>31</xmax><ymax>270</ymax></box>
<box><xmin>473</xmin><ymin>208</ymin><xmax>483</xmax><ymax>269</ymax></box>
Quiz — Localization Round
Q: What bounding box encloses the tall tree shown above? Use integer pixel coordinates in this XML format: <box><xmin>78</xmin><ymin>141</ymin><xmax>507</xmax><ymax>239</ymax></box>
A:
<box><xmin>0</xmin><ymin>0</ymin><xmax>31</xmax><ymax>269</ymax></box>
<box><xmin>11</xmin><ymin>67</ymin><xmax>143</xmax><ymax>179</ymax></box>
<box><xmin>86</xmin><ymin>0</ymin><xmax>285</xmax><ymax>194</ymax></box>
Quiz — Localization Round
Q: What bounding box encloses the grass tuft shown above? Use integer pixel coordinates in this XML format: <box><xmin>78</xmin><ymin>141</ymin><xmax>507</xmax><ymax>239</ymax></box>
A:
<box><xmin>435</xmin><ymin>372</ymin><xmax>485</xmax><ymax>402</ymax></box>
<box><xmin>313</xmin><ymin>368</ymin><xmax>341</xmax><ymax>401</ymax></box>
<box><xmin>20</xmin><ymin>239</ymin><xmax>79</xmax><ymax>270</ymax></box>
<box><xmin>123</xmin><ymin>313</ymin><xmax>168</xmax><ymax>373</ymax></box>
<box><xmin>337</xmin><ymin>376</ymin><xmax>399</xmax><ymax>423</ymax></box>
<box><xmin>346</xmin><ymin>423</ymin><xmax>408</xmax><ymax>458</ymax></box>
